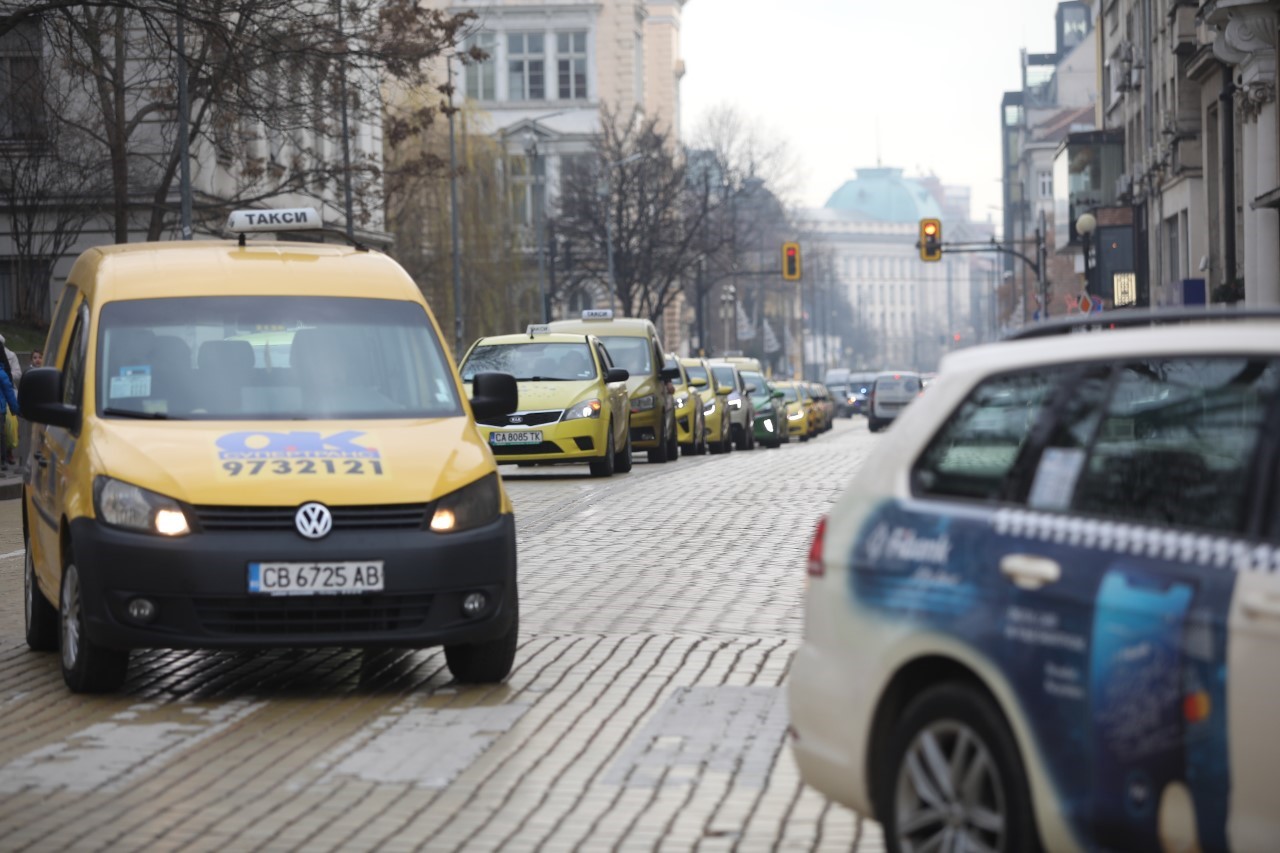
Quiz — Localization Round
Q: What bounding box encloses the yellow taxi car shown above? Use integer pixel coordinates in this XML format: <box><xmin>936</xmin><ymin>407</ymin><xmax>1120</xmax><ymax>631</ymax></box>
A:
<box><xmin>774</xmin><ymin>381</ymin><xmax>810</xmax><ymax>441</ymax></box>
<box><xmin>460</xmin><ymin>329</ymin><xmax>632</xmax><ymax>476</ymax></box>
<box><xmin>20</xmin><ymin>208</ymin><xmax>521</xmax><ymax>693</ymax></box>
<box><xmin>548</xmin><ymin>311</ymin><xmax>681</xmax><ymax>464</ymax></box>
<box><xmin>665</xmin><ymin>354</ymin><xmax>707</xmax><ymax>456</ymax></box>
<box><xmin>680</xmin><ymin>357</ymin><xmax>732</xmax><ymax>454</ymax></box>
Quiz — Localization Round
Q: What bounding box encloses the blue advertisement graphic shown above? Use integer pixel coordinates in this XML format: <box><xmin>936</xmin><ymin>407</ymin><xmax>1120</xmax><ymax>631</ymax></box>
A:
<box><xmin>849</xmin><ymin>501</ymin><xmax>1236</xmax><ymax>852</ymax></box>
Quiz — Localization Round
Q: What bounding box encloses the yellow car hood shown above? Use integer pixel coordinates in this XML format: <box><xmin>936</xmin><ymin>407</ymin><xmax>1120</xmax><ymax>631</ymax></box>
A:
<box><xmin>87</xmin><ymin>416</ymin><xmax>494</xmax><ymax>507</ymax></box>
<box><xmin>510</xmin><ymin>379</ymin><xmax>599</xmax><ymax>410</ymax></box>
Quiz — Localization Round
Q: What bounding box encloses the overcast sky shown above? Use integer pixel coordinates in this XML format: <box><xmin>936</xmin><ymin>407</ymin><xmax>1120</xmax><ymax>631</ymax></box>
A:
<box><xmin>679</xmin><ymin>0</ymin><xmax>1074</xmax><ymax>226</ymax></box>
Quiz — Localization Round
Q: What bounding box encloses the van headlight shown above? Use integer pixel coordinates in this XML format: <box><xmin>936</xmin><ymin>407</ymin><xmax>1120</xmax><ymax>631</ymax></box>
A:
<box><xmin>94</xmin><ymin>476</ymin><xmax>190</xmax><ymax>537</ymax></box>
<box><xmin>430</xmin><ymin>473</ymin><xmax>501</xmax><ymax>533</ymax></box>
<box><xmin>564</xmin><ymin>399</ymin><xmax>602</xmax><ymax>420</ymax></box>
<box><xmin>631</xmin><ymin>394</ymin><xmax>656</xmax><ymax>411</ymax></box>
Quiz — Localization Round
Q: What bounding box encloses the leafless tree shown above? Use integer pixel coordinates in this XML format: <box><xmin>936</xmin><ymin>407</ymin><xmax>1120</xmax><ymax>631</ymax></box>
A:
<box><xmin>551</xmin><ymin>106</ymin><xmax>721</xmax><ymax>325</ymax></box>
<box><xmin>0</xmin><ymin>0</ymin><xmax>473</xmax><ymax>243</ymax></box>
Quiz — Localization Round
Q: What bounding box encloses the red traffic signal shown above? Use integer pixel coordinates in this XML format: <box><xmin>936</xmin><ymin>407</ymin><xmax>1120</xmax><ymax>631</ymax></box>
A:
<box><xmin>782</xmin><ymin>241</ymin><xmax>802</xmax><ymax>281</ymax></box>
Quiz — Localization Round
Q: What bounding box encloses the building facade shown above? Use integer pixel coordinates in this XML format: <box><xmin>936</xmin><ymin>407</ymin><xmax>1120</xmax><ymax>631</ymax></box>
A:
<box><xmin>1077</xmin><ymin>0</ymin><xmax>1276</xmax><ymax>307</ymax></box>
<box><xmin>1001</xmin><ymin>1</ymin><xmax>1099</xmax><ymax>322</ymax></box>
<box><xmin>0</xmin><ymin>11</ymin><xmax>387</xmax><ymax>322</ymax></box>
<box><xmin>435</xmin><ymin>0</ymin><xmax>690</xmax><ymax>341</ymax></box>
<box><xmin>800</xmin><ymin>168</ymin><xmax>981</xmax><ymax>373</ymax></box>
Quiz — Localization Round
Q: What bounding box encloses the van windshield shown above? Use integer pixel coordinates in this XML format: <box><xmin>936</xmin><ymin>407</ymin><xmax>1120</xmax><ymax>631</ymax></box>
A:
<box><xmin>96</xmin><ymin>296</ymin><xmax>462</xmax><ymax>420</ymax></box>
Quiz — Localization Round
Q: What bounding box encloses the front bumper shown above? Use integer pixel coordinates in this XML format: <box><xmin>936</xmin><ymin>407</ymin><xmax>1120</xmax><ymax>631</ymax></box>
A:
<box><xmin>786</xmin><ymin>414</ymin><xmax>807</xmax><ymax>437</ymax></box>
<box><xmin>629</xmin><ymin>406</ymin><xmax>662</xmax><ymax>449</ymax></box>
<box><xmin>479</xmin><ymin>419</ymin><xmax>609</xmax><ymax>464</ymax></box>
<box><xmin>675</xmin><ymin>403</ymin><xmax>697</xmax><ymax>446</ymax></box>
<box><xmin>753</xmin><ymin>412</ymin><xmax>781</xmax><ymax>443</ymax></box>
<box><xmin>69</xmin><ymin>512</ymin><xmax>518</xmax><ymax>651</ymax></box>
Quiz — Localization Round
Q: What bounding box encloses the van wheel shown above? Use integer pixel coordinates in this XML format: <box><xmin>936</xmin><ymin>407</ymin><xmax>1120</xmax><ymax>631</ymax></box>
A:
<box><xmin>445</xmin><ymin>604</ymin><xmax>518</xmax><ymax>684</ymax></box>
<box><xmin>880</xmin><ymin>683</ymin><xmax>1039</xmax><ymax>853</ymax></box>
<box><xmin>589</xmin><ymin>428</ymin><xmax>616</xmax><ymax>478</ymax></box>
<box><xmin>60</xmin><ymin>561</ymin><xmax>129</xmax><ymax>693</ymax></box>
<box><xmin>25</xmin><ymin>544</ymin><xmax>58</xmax><ymax>652</ymax></box>
<box><xmin>614</xmin><ymin>427</ymin><xmax>633</xmax><ymax>473</ymax></box>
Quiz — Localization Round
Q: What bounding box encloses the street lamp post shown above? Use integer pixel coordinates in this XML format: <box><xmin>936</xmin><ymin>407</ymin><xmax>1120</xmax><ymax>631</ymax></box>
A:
<box><xmin>719</xmin><ymin>284</ymin><xmax>737</xmax><ymax>356</ymax></box>
<box><xmin>600</xmin><ymin>153</ymin><xmax>642</xmax><ymax>315</ymax></box>
<box><xmin>446</xmin><ymin>55</ymin><xmax>463</xmax><ymax>355</ymax></box>
<box><xmin>1076</xmin><ymin>212</ymin><xmax>1098</xmax><ymax>300</ymax></box>
<box><xmin>524</xmin><ymin>132</ymin><xmax>548</xmax><ymax>323</ymax></box>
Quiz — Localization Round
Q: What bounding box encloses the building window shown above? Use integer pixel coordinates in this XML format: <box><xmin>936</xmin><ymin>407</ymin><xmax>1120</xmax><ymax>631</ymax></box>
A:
<box><xmin>1038</xmin><ymin>170</ymin><xmax>1053</xmax><ymax>199</ymax></box>
<box><xmin>465</xmin><ymin>32</ymin><xmax>496</xmax><ymax>101</ymax></box>
<box><xmin>557</xmin><ymin>32</ymin><xmax>587</xmax><ymax>101</ymax></box>
<box><xmin>508</xmin><ymin>33</ymin><xmax>545</xmax><ymax>101</ymax></box>
<box><xmin>0</xmin><ymin>19</ymin><xmax>44</xmax><ymax>142</ymax></box>
<box><xmin>510</xmin><ymin>155</ymin><xmax>546</xmax><ymax>228</ymax></box>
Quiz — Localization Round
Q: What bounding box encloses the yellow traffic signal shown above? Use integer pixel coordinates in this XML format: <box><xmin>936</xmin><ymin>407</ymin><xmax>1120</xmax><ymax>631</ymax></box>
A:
<box><xmin>919</xmin><ymin>219</ymin><xmax>942</xmax><ymax>262</ymax></box>
<box><xmin>782</xmin><ymin>241</ymin><xmax>801</xmax><ymax>281</ymax></box>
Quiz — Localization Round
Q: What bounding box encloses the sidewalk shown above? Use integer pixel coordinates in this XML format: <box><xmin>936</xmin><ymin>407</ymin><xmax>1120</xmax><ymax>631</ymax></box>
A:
<box><xmin>0</xmin><ymin>467</ymin><xmax>21</xmax><ymax>501</ymax></box>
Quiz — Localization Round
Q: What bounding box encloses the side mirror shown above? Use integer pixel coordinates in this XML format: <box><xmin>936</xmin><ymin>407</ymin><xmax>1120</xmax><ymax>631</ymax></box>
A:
<box><xmin>605</xmin><ymin>367</ymin><xmax>629</xmax><ymax>383</ymax></box>
<box><xmin>689</xmin><ymin>377</ymin><xmax>707</xmax><ymax>387</ymax></box>
<box><xmin>19</xmin><ymin>368</ymin><xmax>78</xmax><ymax>430</ymax></box>
<box><xmin>772</xmin><ymin>390</ymin><xmax>785</xmax><ymax>400</ymax></box>
<box><xmin>716</xmin><ymin>385</ymin><xmax>734</xmax><ymax>396</ymax></box>
<box><xmin>659</xmin><ymin>365</ymin><xmax>681</xmax><ymax>382</ymax></box>
<box><xmin>469</xmin><ymin>372</ymin><xmax>518</xmax><ymax>419</ymax></box>
<box><xmin>744</xmin><ymin>383</ymin><xmax>757</xmax><ymax>393</ymax></box>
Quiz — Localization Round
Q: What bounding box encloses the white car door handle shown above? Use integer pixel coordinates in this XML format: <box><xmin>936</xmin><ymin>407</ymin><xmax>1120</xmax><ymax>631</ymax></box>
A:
<box><xmin>1241</xmin><ymin>592</ymin><xmax>1280</xmax><ymax>621</ymax></box>
<box><xmin>999</xmin><ymin>554</ymin><xmax>1061</xmax><ymax>590</ymax></box>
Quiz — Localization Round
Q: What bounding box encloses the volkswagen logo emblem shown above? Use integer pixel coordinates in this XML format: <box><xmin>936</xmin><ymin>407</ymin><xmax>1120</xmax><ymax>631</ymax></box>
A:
<box><xmin>295</xmin><ymin>502</ymin><xmax>333</xmax><ymax>539</ymax></box>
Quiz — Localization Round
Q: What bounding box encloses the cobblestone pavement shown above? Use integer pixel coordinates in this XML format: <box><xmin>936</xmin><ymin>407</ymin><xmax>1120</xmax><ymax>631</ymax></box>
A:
<box><xmin>0</xmin><ymin>419</ymin><xmax>883</xmax><ymax>852</ymax></box>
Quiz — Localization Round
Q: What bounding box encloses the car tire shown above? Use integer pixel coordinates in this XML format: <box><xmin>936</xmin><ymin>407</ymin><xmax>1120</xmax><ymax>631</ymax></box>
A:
<box><xmin>25</xmin><ymin>542</ymin><xmax>58</xmax><ymax>652</ymax></box>
<box><xmin>60</xmin><ymin>560</ymin><xmax>129</xmax><ymax>693</ymax></box>
<box><xmin>589</xmin><ymin>427</ymin><xmax>615</xmax><ymax>478</ymax></box>
<box><xmin>666</xmin><ymin>417</ymin><xmax>680</xmax><ymax>460</ymax></box>
<box><xmin>444</xmin><ymin>602</ymin><xmax>518</xmax><ymax>684</ymax></box>
<box><xmin>879</xmin><ymin>683</ymin><xmax>1040</xmax><ymax>853</ymax></box>
<box><xmin>868</xmin><ymin>417</ymin><xmax>882</xmax><ymax>433</ymax></box>
<box><xmin>647</xmin><ymin>420</ymin><xmax>672</xmax><ymax>464</ymax></box>
<box><xmin>614</xmin><ymin>426</ymin><xmax>633</xmax><ymax>473</ymax></box>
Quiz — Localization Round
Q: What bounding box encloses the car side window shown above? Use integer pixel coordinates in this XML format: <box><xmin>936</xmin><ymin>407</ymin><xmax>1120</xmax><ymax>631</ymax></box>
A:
<box><xmin>61</xmin><ymin>307</ymin><xmax>90</xmax><ymax>409</ymax></box>
<box><xmin>1071</xmin><ymin>358</ymin><xmax>1280</xmax><ymax>534</ymax></box>
<box><xmin>913</xmin><ymin>369</ymin><xmax>1062</xmax><ymax>502</ymax></box>
<box><xmin>44</xmin><ymin>285</ymin><xmax>80</xmax><ymax>367</ymax></box>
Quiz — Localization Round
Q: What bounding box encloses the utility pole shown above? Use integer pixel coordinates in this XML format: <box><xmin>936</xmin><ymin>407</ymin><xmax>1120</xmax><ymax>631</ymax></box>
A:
<box><xmin>1037</xmin><ymin>209</ymin><xmax>1049</xmax><ymax>318</ymax></box>
<box><xmin>447</xmin><ymin>57</ymin><xmax>464</xmax><ymax>354</ymax></box>
<box><xmin>175</xmin><ymin>0</ymin><xmax>192</xmax><ymax>239</ymax></box>
<box><xmin>337</xmin><ymin>1</ymin><xmax>355</xmax><ymax>243</ymax></box>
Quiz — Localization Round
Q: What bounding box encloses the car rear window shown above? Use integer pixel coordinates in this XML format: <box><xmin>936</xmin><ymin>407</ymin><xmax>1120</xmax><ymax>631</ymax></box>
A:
<box><xmin>877</xmin><ymin>377</ymin><xmax>920</xmax><ymax>394</ymax></box>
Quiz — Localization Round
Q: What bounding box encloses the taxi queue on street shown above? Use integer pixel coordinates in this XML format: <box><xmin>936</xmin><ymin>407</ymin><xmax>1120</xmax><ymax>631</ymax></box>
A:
<box><xmin>458</xmin><ymin>316</ymin><xmax>839</xmax><ymax>478</ymax></box>
<box><xmin>16</xmin><ymin>209</ymin><xmax>838</xmax><ymax>695</ymax></box>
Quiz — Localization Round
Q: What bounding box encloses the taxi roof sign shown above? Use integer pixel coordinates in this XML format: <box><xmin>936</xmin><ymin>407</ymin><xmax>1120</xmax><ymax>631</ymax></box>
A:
<box><xmin>526</xmin><ymin>324</ymin><xmax>551</xmax><ymax>337</ymax></box>
<box><xmin>581</xmin><ymin>309</ymin><xmax>614</xmax><ymax>320</ymax></box>
<box><xmin>226</xmin><ymin>207</ymin><xmax>322</xmax><ymax>234</ymax></box>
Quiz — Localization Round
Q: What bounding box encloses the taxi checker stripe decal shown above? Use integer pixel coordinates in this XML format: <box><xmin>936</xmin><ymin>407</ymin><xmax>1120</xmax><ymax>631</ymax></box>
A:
<box><xmin>992</xmin><ymin>508</ymin><xmax>1280</xmax><ymax>575</ymax></box>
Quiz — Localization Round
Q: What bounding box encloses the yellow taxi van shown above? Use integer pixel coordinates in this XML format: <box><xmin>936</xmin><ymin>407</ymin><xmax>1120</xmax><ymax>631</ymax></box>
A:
<box><xmin>460</xmin><ymin>328</ymin><xmax>632</xmax><ymax>477</ymax></box>
<box><xmin>21</xmin><ymin>208</ymin><xmax>521</xmax><ymax>693</ymax></box>
<box><xmin>547</xmin><ymin>310</ymin><xmax>681</xmax><ymax>464</ymax></box>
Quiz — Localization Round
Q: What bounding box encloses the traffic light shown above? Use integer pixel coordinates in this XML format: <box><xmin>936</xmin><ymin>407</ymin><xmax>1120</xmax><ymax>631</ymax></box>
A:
<box><xmin>782</xmin><ymin>241</ymin><xmax>802</xmax><ymax>281</ymax></box>
<box><xmin>919</xmin><ymin>218</ymin><xmax>942</xmax><ymax>262</ymax></box>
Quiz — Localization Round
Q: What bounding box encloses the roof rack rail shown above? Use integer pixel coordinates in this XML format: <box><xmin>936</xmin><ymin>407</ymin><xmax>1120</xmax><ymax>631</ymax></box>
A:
<box><xmin>1003</xmin><ymin>307</ymin><xmax>1280</xmax><ymax>341</ymax></box>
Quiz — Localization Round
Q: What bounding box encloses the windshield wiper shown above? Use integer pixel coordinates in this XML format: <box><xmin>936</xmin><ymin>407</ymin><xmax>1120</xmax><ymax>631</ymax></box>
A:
<box><xmin>102</xmin><ymin>407</ymin><xmax>175</xmax><ymax>420</ymax></box>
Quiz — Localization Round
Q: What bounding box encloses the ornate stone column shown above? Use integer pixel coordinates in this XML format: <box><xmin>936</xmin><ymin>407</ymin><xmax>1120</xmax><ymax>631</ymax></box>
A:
<box><xmin>1211</xmin><ymin>1</ymin><xmax>1279</xmax><ymax>305</ymax></box>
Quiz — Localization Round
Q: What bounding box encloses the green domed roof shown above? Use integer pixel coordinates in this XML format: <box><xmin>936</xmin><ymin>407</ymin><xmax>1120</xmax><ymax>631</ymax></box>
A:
<box><xmin>824</xmin><ymin>167</ymin><xmax>944</xmax><ymax>223</ymax></box>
